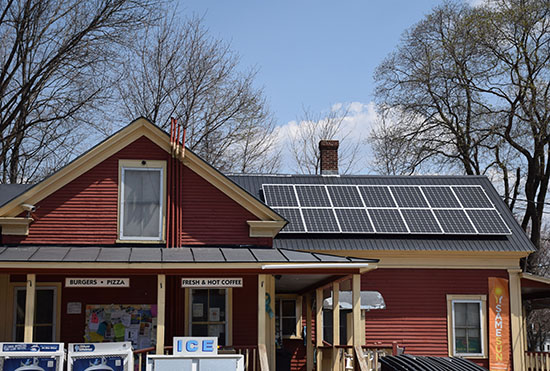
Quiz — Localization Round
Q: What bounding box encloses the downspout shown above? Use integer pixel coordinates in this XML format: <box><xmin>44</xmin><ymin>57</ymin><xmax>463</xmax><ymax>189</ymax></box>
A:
<box><xmin>179</xmin><ymin>126</ymin><xmax>186</xmax><ymax>248</ymax></box>
<box><xmin>166</xmin><ymin>118</ymin><xmax>175</xmax><ymax>248</ymax></box>
<box><xmin>175</xmin><ymin>121</ymin><xmax>181</xmax><ymax>248</ymax></box>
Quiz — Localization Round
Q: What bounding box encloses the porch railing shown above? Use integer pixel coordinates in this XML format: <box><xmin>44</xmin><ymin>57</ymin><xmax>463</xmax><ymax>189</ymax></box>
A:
<box><xmin>316</xmin><ymin>342</ymin><xmax>401</xmax><ymax>371</ymax></box>
<box><xmin>526</xmin><ymin>351</ymin><xmax>550</xmax><ymax>371</ymax></box>
<box><xmin>133</xmin><ymin>344</ymin><xmax>260</xmax><ymax>371</ymax></box>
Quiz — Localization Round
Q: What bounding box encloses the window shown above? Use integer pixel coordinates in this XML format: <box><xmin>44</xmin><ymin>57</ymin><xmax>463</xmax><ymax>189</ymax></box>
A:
<box><xmin>14</xmin><ymin>287</ymin><xmax>57</xmax><ymax>342</ymax></box>
<box><xmin>447</xmin><ymin>295</ymin><xmax>487</xmax><ymax>357</ymax></box>
<box><xmin>119</xmin><ymin>160</ymin><xmax>165</xmax><ymax>241</ymax></box>
<box><xmin>190</xmin><ymin>289</ymin><xmax>228</xmax><ymax>346</ymax></box>
<box><xmin>323</xmin><ymin>309</ymin><xmax>348</xmax><ymax>345</ymax></box>
<box><xmin>275</xmin><ymin>296</ymin><xmax>302</xmax><ymax>342</ymax></box>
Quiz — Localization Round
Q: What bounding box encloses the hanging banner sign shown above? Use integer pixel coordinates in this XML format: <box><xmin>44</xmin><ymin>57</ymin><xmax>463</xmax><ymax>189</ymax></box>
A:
<box><xmin>181</xmin><ymin>278</ymin><xmax>243</xmax><ymax>288</ymax></box>
<box><xmin>488</xmin><ymin>277</ymin><xmax>511</xmax><ymax>371</ymax></box>
<box><xmin>65</xmin><ymin>278</ymin><xmax>130</xmax><ymax>288</ymax></box>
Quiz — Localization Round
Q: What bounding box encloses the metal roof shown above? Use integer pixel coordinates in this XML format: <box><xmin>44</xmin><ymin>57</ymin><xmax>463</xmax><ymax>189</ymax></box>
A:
<box><xmin>228</xmin><ymin>174</ymin><xmax>534</xmax><ymax>253</ymax></box>
<box><xmin>380</xmin><ymin>355</ymin><xmax>488</xmax><ymax>371</ymax></box>
<box><xmin>0</xmin><ymin>246</ymin><xmax>377</xmax><ymax>264</ymax></box>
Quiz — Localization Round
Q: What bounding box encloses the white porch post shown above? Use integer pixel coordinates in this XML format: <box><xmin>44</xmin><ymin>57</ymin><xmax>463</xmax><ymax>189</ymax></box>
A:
<box><xmin>306</xmin><ymin>293</ymin><xmax>314</xmax><ymax>371</ymax></box>
<box><xmin>315</xmin><ymin>288</ymin><xmax>323</xmax><ymax>370</ymax></box>
<box><xmin>508</xmin><ymin>269</ymin><xmax>525</xmax><ymax>371</ymax></box>
<box><xmin>258</xmin><ymin>274</ymin><xmax>267</xmax><ymax>346</ymax></box>
<box><xmin>352</xmin><ymin>274</ymin><xmax>363</xmax><ymax>346</ymax></box>
<box><xmin>156</xmin><ymin>274</ymin><xmax>166</xmax><ymax>354</ymax></box>
<box><xmin>24</xmin><ymin>273</ymin><xmax>36</xmax><ymax>342</ymax></box>
<box><xmin>332</xmin><ymin>282</ymin><xmax>340</xmax><ymax>370</ymax></box>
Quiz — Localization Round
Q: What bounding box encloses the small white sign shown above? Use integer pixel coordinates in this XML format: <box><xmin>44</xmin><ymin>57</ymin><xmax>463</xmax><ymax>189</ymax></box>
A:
<box><xmin>209</xmin><ymin>307</ymin><xmax>220</xmax><ymax>322</ymax></box>
<box><xmin>192</xmin><ymin>303</ymin><xmax>204</xmax><ymax>318</ymax></box>
<box><xmin>181</xmin><ymin>278</ymin><xmax>243</xmax><ymax>288</ymax></box>
<box><xmin>67</xmin><ymin>302</ymin><xmax>82</xmax><ymax>314</ymax></box>
<box><xmin>173</xmin><ymin>337</ymin><xmax>218</xmax><ymax>355</ymax></box>
<box><xmin>65</xmin><ymin>278</ymin><xmax>130</xmax><ymax>288</ymax></box>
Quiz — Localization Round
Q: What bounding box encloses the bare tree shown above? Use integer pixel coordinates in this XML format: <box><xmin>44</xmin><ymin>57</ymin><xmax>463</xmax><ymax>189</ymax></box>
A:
<box><xmin>371</xmin><ymin>0</ymin><xmax>550</xmax><ymax>250</ymax></box>
<box><xmin>525</xmin><ymin>227</ymin><xmax>550</xmax><ymax>351</ymax></box>
<box><xmin>0</xmin><ymin>0</ymin><xmax>160</xmax><ymax>183</ymax></box>
<box><xmin>117</xmin><ymin>15</ymin><xmax>279</xmax><ymax>173</ymax></box>
<box><xmin>289</xmin><ymin>105</ymin><xmax>363</xmax><ymax>174</ymax></box>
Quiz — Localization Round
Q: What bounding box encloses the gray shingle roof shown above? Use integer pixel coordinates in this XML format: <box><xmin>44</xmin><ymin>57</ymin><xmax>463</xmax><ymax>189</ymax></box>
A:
<box><xmin>227</xmin><ymin>174</ymin><xmax>535</xmax><ymax>253</ymax></box>
<box><xmin>0</xmin><ymin>184</ymin><xmax>33</xmax><ymax>207</ymax></box>
<box><xmin>0</xmin><ymin>246</ymin><xmax>376</xmax><ymax>264</ymax></box>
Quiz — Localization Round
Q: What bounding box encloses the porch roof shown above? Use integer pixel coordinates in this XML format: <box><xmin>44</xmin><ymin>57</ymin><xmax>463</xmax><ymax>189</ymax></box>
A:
<box><xmin>521</xmin><ymin>272</ymin><xmax>550</xmax><ymax>309</ymax></box>
<box><xmin>0</xmin><ymin>245</ymin><xmax>377</xmax><ymax>264</ymax></box>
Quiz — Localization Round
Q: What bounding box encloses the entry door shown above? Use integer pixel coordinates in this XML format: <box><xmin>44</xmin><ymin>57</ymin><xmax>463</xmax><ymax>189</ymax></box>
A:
<box><xmin>13</xmin><ymin>286</ymin><xmax>57</xmax><ymax>341</ymax></box>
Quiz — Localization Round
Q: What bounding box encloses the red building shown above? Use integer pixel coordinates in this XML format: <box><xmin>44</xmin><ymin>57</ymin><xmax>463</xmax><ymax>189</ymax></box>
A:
<box><xmin>0</xmin><ymin>118</ymin><xmax>548</xmax><ymax>370</ymax></box>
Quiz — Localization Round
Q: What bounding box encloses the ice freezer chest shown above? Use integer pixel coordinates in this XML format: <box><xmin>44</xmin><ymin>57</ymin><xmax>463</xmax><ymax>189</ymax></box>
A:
<box><xmin>146</xmin><ymin>354</ymin><xmax>245</xmax><ymax>371</ymax></box>
<box><xmin>0</xmin><ymin>343</ymin><xmax>65</xmax><ymax>371</ymax></box>
<box><xmin>68</xmin><ymin>342</ymin><xmax>133</xmax><ymax>371</ymax></box>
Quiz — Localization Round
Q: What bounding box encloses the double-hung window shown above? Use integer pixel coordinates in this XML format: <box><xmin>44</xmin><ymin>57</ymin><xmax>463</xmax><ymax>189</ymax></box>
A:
<box><xmin>275</xmin><ymin>296</ymin><xmax>302</xmax><ymax>341</ymax></box>
<box><xmin>119</xmin><ymin>160</ymin><xmax>165</xmax><ymax>241</ymax></box>
<box><xmin>190</xmin><ymin>289</ymin><xmax>228</xmax><ymax>346</ymax></box>
<box><xmin>14</xmin><ymin>286</ymin><xmax>58</xmax><ymax>342</ymax></box>
<box><xmin>447</xmin><ymin>295</ymin><xmax>487</xmax><ymax>358</ymax></box>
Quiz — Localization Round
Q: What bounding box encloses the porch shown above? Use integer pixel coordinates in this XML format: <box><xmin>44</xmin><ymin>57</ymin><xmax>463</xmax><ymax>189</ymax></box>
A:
<box><xmin>0</xmin><ymin>245</ymin><xmax>380</xmax><ymax>371</ymax></box>
<box><xmin>522</xmin><ymin>273</ymin><xmax>550</xmax><ymax>371</ymax></box>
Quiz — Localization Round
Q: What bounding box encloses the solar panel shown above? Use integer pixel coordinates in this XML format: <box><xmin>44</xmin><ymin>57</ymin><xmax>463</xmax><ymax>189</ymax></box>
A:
<box><xmin>421</xmin><ymin>186</ymin><xmax>461</xmax><ymax>208</ymax></box>
<box><xmin>390</xmin><ymin>186</ymin><xmax>429</xmax><ymax>208</ymax></box>
<box><xmin>433</xmin><ymin>209</ymin><xmax>476</xmax><ymax>234</ymax></box>
<box><xmin>262</xmin><ymin>183</ymin><xmax>511</xmax><ymax>236</ymax></box>
<box><xmin>295</xmin><ymin>185</ymin><xmax>331</xmax><ymax>207</ymax></box>
<box><xmin>368</xmin><ymin>209</ymin><xmax>408</xmax><ymax>233</ymax></box>
<box><xmin>301</xmin><ymin>208</ymin><xmax>339</xmax><ymax>232</ymax></box>
<box><xmin>401</xmin><ymin>209</ymin><xmax>442</xmax><ymax>233</ymax></box>
<box><xmin>359</xmin><ymin>186</ymin><xmax>396</xmax><ymax>207</ymax></box>
<box><xmin>263</xmin><ymin>185</ymin><xmax>298</xmax><ymax>207</ymax></box>
<box><xmin>327</xmin><ymin>186</ymin><xmax>364</xmax><ymax>207</ymax></box>
<box><xmin>335</xmin><ymin>209</ymin><xmax>374</xmax><ymax>233</ymax></box>
<box><xmin>452</xmin><ymin>186</ymin><xmax>493</xmax><ymax>209</ymax></box>
<box><xmin>466</xmin><ymin>209</ymin><xmax>511</xmax><ymax>234</ymax></box>
<box><xmin>274</xmin><ymin>208</ymin><xmax>305</xmax><ymax>232</ymax></box>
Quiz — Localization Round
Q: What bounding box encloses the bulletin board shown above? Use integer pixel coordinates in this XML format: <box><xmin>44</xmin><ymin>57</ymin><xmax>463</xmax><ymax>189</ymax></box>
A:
<box><xmin>85</xmin><ymin>304</ymin><xmax>157</xmax><ymax>349</ymax></box>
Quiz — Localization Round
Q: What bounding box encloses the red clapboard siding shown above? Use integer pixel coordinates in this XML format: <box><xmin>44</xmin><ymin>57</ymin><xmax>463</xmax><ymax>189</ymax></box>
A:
<box><xmin>232</xmin><ymin>276</ymin><xmax>258</xmax><ymax>346</ymax></box>
<box><xmin>362</xmin><ymin>268</ymin><xmax>508</xmax><ymax>362</ymax></box>
<box><xmin>180</xmin><ymin>167</ymin><xmax>271</xmax><ymax>246</ymax></box>
<box><xmin>283</xmin><ymin>339</ymin><xmax>306</xmax><ymax>371</ymax></box>
<box><xmin>4</xmin><ymin>136</ymin><xmax>271</xmax><ymax>246</ymax></box>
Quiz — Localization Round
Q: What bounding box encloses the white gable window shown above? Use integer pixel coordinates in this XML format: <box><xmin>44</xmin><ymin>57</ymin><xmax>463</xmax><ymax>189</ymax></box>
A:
<box><xmin>119</xmin><ymin>160</ymin><xmax>165</xmax><ymax>241</ymax></box>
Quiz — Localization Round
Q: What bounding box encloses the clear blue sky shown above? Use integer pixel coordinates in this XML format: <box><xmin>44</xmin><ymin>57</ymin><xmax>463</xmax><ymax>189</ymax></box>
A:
<box><xmin>180</xmin><ymin>0</ymin><xmax>445</xmax><ymax>125</ymax></box>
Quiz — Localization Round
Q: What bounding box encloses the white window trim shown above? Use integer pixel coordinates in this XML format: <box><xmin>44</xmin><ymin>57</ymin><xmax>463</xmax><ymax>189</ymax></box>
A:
<box><xmin>13</xmin><ymin>286</ymin><xmax>58</xmax><ymax>342</ymax></box>
<box><xmin>446</xmin><ymin>294</ymin><xmax>487</xmax><ymax>358</ymax></box>
<box><xmin>276</xmin><ymin>295</ymin><xmax>303</xmax><ymax>340</ymax></box>
<box><xmin>118</xmin><ymin>160</ymin><xmax>166</xmax><ymax>242</ymax></box>
<box><xmin>188</xmin><ymin>288</ymin><xmax>230</xmax><ymax>346</ymax></box>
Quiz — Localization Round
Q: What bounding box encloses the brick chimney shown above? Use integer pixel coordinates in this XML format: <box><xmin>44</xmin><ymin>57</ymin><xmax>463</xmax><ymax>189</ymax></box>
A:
<box><xmin>319</xmin><ymin>140</ymin><xmax>339</xmax><ymax>175</ymax></box>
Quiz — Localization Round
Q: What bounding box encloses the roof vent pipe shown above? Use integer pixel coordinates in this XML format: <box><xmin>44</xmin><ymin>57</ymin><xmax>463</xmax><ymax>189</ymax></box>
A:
<box><xmin>319</xmin><ymin>140</ymin><xmax>339</xmax><ymax>175</ymax></box>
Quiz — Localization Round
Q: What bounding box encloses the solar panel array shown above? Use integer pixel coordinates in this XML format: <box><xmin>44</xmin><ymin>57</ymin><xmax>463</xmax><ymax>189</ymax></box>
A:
<box><xmin>263</xmin><ymin>184</ymin><xmax>511</xmax><ymax>236</ymax></box>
